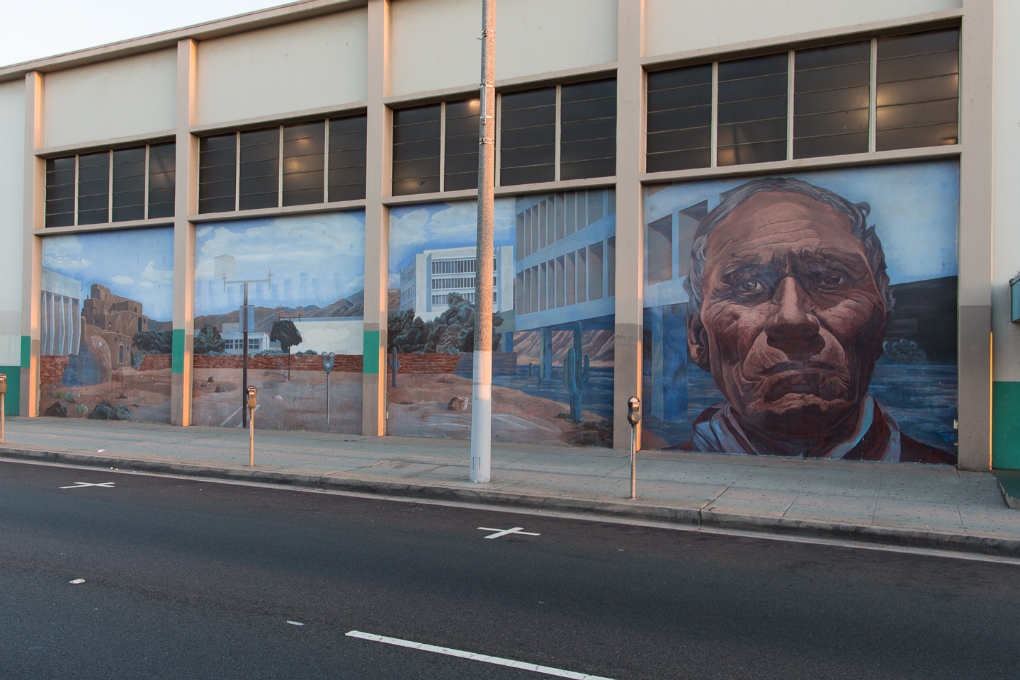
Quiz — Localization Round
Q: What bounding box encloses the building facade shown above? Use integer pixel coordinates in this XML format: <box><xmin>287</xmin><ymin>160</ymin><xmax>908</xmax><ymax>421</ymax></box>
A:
<box><xmin>0</xmin><ymin>0</ymin><xmax>1016</xmax><ymax>470</ymax></box>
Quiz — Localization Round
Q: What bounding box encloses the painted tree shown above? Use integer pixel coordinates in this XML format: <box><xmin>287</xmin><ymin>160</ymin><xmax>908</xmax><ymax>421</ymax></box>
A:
<box><xmin>270</xmin><ymin>319</ymin><xmax>303</xmax><ymax>380</ymax></box>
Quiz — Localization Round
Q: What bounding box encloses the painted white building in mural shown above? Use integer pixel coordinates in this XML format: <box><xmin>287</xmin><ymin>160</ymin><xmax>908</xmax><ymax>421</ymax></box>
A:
<box><xmin>399</xmin><ymin>245</ymin><xmax>514</xmax><ymax>322</ymax></box>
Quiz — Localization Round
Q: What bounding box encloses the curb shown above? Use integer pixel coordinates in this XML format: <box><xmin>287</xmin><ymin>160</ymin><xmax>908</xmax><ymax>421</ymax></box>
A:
<box><xmin>5</xmin><ymin>445</ymin><xmax>1020</xmax><ymax>558</ymax></box>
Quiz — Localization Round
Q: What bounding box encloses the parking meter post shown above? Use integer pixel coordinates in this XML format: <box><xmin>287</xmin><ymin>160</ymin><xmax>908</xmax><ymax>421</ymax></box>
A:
<box><xmin>627</xmin><ymin>397</ymin><xmax>641</xmax><ymax>500</ymax></box>
<box><xmin>0</xmin><ymin>374</ymin><xmax>6</xmax><ymax>445</ymax></box>
<box><xmin>246</xmin><ymin>386</ymin><xmax>258</xmax><ymax>467</ymax></box>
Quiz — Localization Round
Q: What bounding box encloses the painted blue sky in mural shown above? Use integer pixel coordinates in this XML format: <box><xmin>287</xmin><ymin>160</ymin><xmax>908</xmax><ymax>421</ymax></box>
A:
<box><xmin>644</xmin><ymin>160</ymin><xmax>960</xmax><ymax>286</ymax></box>
<box><xmin>42</xmin><ymin>227</ymin><xmax>175</xmax><ymax>322</ymax></box>
<box><xmin>388</xmin><ymin>199</ymin><xmax>515</xmax><ymax>287</ymax></box>
<box><xmin>194</xmin><ymin>211</ymin><xmax>366</xmax><ymax>315</ymax></box>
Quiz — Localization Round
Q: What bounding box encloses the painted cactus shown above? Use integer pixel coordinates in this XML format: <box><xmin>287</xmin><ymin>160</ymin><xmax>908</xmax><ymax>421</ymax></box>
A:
<box><xmin>562</xmin><ymin>321</ymin><xmax>590</xmax><ymax>421</ymax></box>
<box><xmin>388</xmin><ymin>346</ymin><xmax>401</xmax><ymax>388</ymax></box>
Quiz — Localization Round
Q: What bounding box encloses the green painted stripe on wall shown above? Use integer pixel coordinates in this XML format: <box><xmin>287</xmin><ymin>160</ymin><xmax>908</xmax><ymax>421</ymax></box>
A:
<box><xmin>20</xmin><ymin>336</ymin><xmax>30</xmax><ymax>369</ymax></box>
<box><xmin>363</xmin><ymin>330</ymin><xmax>379</xmax><ymax>374</ymax></box>
<box><xmin>994</xmin><ymin>381</ymin><xmax>1020</xmax><ymax>470</ymax></box>
<box><xmin>171</xmin><ymin>329</ymin><xmax>185</xmax><ymax>374</ymax></box>
<box><xmin>0</xmin><ymin>366</ymin><xmax>20</xmax><ymax>417</ymax></box>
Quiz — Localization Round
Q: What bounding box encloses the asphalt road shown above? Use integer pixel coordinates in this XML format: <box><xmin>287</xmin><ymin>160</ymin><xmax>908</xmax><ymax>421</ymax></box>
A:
<box><xmin>2</xmin><ymin>459</ymin><xmax>1019</xmax><ymax>680</ymax></box>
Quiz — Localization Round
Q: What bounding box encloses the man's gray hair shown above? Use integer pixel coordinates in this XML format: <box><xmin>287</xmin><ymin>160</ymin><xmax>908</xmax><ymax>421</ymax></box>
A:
<box><xmin>683</xmin><ymin>177</ymin><xmax>893</xmax><ymax>316</ymax></box>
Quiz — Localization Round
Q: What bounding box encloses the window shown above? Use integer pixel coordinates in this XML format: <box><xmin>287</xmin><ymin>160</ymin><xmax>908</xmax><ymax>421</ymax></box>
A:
<box><xmin>717</xmin><ymin>53</ymin><xmax>789</xmax><ymax>166</ymax></box>
<box><xmin>283</xmin><ymin>121</ymin><xmax>325</xmax><ymax>207</ymax></box>
<box><xmin>329</xmin><ymin>115</ymin><xmax>367</xmax><ymax>201</ymax></box>
<box><xmin>876</xmin><ymin>28</ymin><xmax>959</xmax><ymax>150</ymax></box>
<box><xmin>112</xmin><ymin>147</ymin><xmax>145</xmax><ymax>222</ymax></box>
<box><xmin>45</xmin><ymin>144</ymin><xmax>175</xmax><ymax>228</ymax></box>
<box><xmin>45</xmin><ymin>157</ymin><xmax>75</xmax><ymax>228</ymax></box>
<box><xmin>199</xmin><ymin>133</ymin><xmax>237</xmax><ymax>214</ymax></box>
<box><xmin>588</xmin><ymin>242</ymin><xmax>604</xmax><ymax>301</ymax></box>
<box><xmin>647</xmin><ymin>216</ymin><xmax>673</xmax><ymax>286</ymax></box>
<box><xmin>239</xmin><ymin>127</ymin><xmax>280</xmax><ymax>210</ymax></box>
<box><xmin>199</xmin><ymin>115</ymin><xmax>368</xmax><ymax>214</ymax></box>
<box><xmin>499</xmin><ymin>80</ymin><xmax>617</xmax><ymax>187</ymax></box>
<box><xmin>794</xmin><ymin>42</ymin><xmax>871</xmax><ymax>158</ymax></box>
<box><xmin>392</xmin><ymin>104</ymin><xmax>441</xmax><ymax>196</ymax></box>
<box><xmin>645</xmin><ymin>27</ymin><xmax>960</xmax><ymax>171</ymax></box>
<box><xmin>560</xmin><ymin>79</ymin><xmax>617</xmax><ymax>180</ymax></box>
<box><xmin>77</xmin><ymin>152</ymin><xmax>110</xmax><ymax>225</ymax></box>
<box><xmin>148</xmin><ymin>144</ymin><xmax>176</xmax><ymax>219</ymax></box>
<box><xmin>646</xmin><ymin>65</ymin><xmax>712</xmax><ymax>172</ymax></box>
<box><xmin>444</xmin><ymin>98</ymin><xmax>481</xmax><ymax>191</ymax></box>
<box><xmin>500</xmin><ymin>88</ymin><xmax>556</xmax><ymax>187</ymax></box>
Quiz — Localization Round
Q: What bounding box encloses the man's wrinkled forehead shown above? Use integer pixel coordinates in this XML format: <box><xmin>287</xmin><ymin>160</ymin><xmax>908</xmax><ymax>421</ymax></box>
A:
<box><xmin>704</xmin><ymin>192</ymin><xmax>863</xmax><ymax>261</ymax></box>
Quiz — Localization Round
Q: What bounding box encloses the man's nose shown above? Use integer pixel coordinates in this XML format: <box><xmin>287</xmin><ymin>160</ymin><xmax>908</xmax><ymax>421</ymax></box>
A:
<box><xmin>765</xmin><ymin>277</ymin><xmax>822</xmax><ymax>355</ymax></box>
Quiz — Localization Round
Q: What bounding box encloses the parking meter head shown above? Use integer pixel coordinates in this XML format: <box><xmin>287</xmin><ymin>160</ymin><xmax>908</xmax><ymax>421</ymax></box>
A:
<box><xmin>627</xmin><ymin>396</ymin><xmax>641</xmax><ymax>426</ymax></box>
<box><xmin>321</xmin><ymin>351</ymin><xmax>335</xmax><ymax>374</ymax></box>
<box><xmin>0</xmin><ymin>374</ymin><xmax>6</xmax><ymax>395</ymax></box>
<box><xmin>246</xmin><ymin>385</ymin><xmax>258</xmax><ymax>410</ymax></box>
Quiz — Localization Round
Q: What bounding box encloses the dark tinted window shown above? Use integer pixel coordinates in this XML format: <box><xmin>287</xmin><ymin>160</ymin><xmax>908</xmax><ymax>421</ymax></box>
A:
<box><xmin>282</xmin><ymin>121</ymin><xmax>324</xmax><ymax>207</ymax></box>
<box><xmin>328</xmin><ymin>115</ymin><xmax>367</xmax><ymax>202</ymax></box>
<box><xmin>444</xmin><ymin>98</ymin><xmax>479</xmax><ymax>191</ymax></box>
<box><xmin>794</xmin><ymin>42</ymin><xmax>870</xmax><ymax>158</ymax></box>
<box><xmin>393</xmin><ymin>105</ymin><xmax>441</xmax><ymax>196</ymax></box>
<box><xmin>199</xmin><ymin>133</ymin><xmax>237</xmax><ymax>214</ymax></box>
<box><xmin>239</xmin><ymin>127</ymin><xmax>280</xmax><ymax>210</ymax></box>
<box><xmin>500</xmin><ymin>88</ymin><xmax>556</xmax><ymax>186</ymax></box>
<box><xmin>77</xmin><ymin>152</ymin><xmax>109</xmax><ymax>225</ymax></box>
<box><xmin>560</xmin><ymin>79</ymin><xmax>616</xmax><ymax>180</ymax></box>
<box><xmin>646</xmin><ymin>65</ymin><xmax>712</xmax><ymax>172</ymax></box>
<box><xmin>717</xmin><ymin>53</ymin><xmax>788</xmax><ymax>166</ymax></box>
<box><xmin>45</xmin><ymin>157</ymin><xmax>75</xmax><ymax>228</ymax></box>
<box><xmin>147</xmin><ymin>143</ymin><xmax>176</xmax><ymax>219</ymax></box>
<box><xmin>112</xmin><ymin>147</ymin><xmax>145</xmax><ymax>222</ymax></box>
<box><xmin>876</xmin><ymin>29</ymin><xmax>959</xmax><ymax>150</ymax></box>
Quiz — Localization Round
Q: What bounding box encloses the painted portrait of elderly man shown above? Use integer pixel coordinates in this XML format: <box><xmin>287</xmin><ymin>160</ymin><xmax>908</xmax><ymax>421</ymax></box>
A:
<box><xmin>675</xmin><ymin>177</ymin><xmax>955</xmax><ymax>464</ymax></box>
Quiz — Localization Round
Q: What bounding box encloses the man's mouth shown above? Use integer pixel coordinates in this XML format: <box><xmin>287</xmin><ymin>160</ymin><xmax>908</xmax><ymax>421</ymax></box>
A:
<box><xmin>759</xmin><ymin>360</ymin><xmax>837</xmax><ymax>375</ymax></box>
<box><xmin>757</xmin><ymin>368</ymin><xmax>848</xmax><ymax>402</ymax></box>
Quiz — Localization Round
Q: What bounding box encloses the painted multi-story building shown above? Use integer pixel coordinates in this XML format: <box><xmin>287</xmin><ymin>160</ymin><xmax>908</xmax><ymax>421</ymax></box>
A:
<box><xmin>80</xmin><ymin>284</ymin><xmax>151</xmax><ymax>368</ymax></box>
<box><xmin>0</xmin><ymin>0</ymin><xmax>1019</xmax><ymax>472</ymax></box>
<box><xmin>399</xmin><ymin>245</ymin><xmax>514</xmax><ymax>322</ymax></box>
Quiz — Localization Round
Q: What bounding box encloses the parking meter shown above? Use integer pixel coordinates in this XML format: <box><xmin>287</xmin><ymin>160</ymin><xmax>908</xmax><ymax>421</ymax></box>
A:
<box><xmin>0</xmin><ymin>373</ymin><xmax>6</xmax><ymax>445</ymax></box>
<box><xmin>246</xmin><ymin>386</ymin><xmax>258</xmax><ymax>466</ymax></box>
<box><xmin>627</xmin><ymin>397</ymin><xmax>640</xmax><ymax>499</ymax></box>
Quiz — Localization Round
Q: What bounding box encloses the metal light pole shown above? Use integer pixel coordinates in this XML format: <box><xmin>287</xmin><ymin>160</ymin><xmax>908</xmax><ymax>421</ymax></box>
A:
<box><xmin>470</xmin><ymin>0</ymin><xmax>496</xmax><ymax>483</ymax></box>
<box><xmin>218</xmin><ymin>256</ymin><xmax>271</xmax><ymax>428</ymax></box>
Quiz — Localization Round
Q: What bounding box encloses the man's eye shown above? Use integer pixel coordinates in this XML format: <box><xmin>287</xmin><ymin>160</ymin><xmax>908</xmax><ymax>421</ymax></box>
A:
<box><xmin>738</xmin><ymin>280</ymin><xmax>763</xmax><ymax>293</ymax></box>
<box><xmin>819</xmin><ymin>274</ymin><xmax>844</xmax><ymax>287</ymax></box>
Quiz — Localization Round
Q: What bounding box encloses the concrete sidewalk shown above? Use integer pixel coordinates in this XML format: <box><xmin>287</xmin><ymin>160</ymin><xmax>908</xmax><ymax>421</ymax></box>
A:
<box><xmin>2</xmin><ymin>417</ymin><xmax>1019</xmax><ymax>557</ymax></box>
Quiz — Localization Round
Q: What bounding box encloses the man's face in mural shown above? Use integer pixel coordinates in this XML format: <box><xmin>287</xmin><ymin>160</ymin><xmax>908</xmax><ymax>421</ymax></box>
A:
<box><xmin>689</xmin><ymin>192</ymin><xmax>888</xmax><ymax>437</ymax></box>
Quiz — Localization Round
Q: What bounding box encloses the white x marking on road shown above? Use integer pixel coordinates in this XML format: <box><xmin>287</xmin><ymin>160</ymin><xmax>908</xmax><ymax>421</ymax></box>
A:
<box><xmin>478</xmin><ymin>527</ymin><xmax>540</xmax><ymax>539</ymax></box>
<box><xmin>60</xmin><ymin>482</ymin><xmax>115</xmax><ymax>489</ymax></box>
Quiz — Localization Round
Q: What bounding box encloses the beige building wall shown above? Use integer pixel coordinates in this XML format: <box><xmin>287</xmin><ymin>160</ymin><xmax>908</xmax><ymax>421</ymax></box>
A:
<box><xmin>0</xmin><ymin>79</ymin><xmax>25</xmax><ymax>366</ymax></box>
<box><xmin>645</xmin><ymin>0</ymin><xmax>962</xmax><ymax>57</ymax></box>
<box><xmin>195</xmin><ymin>10</ymin><xmax>368</xmax><ymax>126</ymax></box>
<box><xmin>390</xmin><ymin>0</ymin><xmax>480</xmax><ymax>96</ymax></box>
<box><xmin>43</xmin><ymin>49</ymin><xmax>177</xmax><ymax>149</ymax></box>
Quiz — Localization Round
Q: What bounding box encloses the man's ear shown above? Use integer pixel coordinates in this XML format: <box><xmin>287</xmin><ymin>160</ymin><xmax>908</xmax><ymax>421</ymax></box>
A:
<box><xmin>688</xmin><ymin>311</ymin><xmax>711</xmax><ymax>372</ymax></box>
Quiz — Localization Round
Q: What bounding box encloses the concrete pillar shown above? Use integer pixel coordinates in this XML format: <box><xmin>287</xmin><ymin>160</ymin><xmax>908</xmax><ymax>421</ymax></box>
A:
<box><xmin>362</xmin><ymin>0</ymin><xmax>392</xmax><ymax>436</ymax></box>
<box><xmin>171</xmin><ymin>39</ymin><xmax>199</xmax><ymax>426</ymax></box>
<box><xmin>958</xmin><ymin>0</ymin><xmax>994</xmax><ymax>471</ymax></box>
<box><xmin>612</xmin><ymin>0</ymin><xmax>645</xmax><ymax>450</ymax></box>
<box><xmin>20</xmin><ymin>72</ymin><xmax>43</xmax><ymax>418</ymax></box>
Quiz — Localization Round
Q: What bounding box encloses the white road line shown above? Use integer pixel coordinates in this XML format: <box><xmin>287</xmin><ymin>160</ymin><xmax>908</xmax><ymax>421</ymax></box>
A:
<box><xmin>59</xmin><ymin>482</ymin><xmax>115</xmax><ymax>489</ymax></box>
<box><xmin>478</xmin><ymin>526</ymin><xmax>540</xmax><ymax>539</ymax></box>
<box><xmin>345</xmin><ymin>631</ymin><xmax>614</xmax><ymax>679</ymax></box>
<box><xmin>286</xmin><ymin>621</ymin><xmax>304</xmax><ymax>626</ymax></box>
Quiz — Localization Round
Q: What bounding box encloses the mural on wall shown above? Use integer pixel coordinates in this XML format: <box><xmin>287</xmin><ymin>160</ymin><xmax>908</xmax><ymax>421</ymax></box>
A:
<box><xmin>39</xmin><ymin>227</ymin><xmax>174</xmax><ymax>423</ymax></box>
<box><xmin>642</xmin><ymin>161</ymin><xmax>959</xmax><ymax>464</ymax></box>
<box><xmin>192</xmin><ymin>211</ymin><xmax>365</xmax><ymax>433</ymax></box>
<box><xmin>388</xmin><ymin>190</ymin><xmax>616</xmax><ymax>446</ymax></box>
